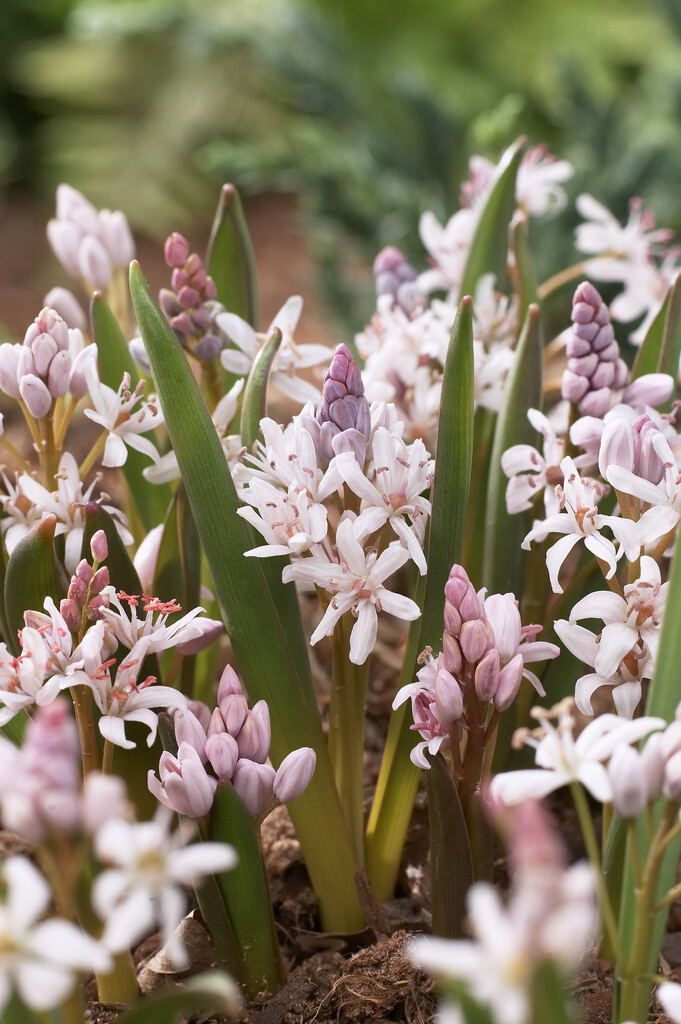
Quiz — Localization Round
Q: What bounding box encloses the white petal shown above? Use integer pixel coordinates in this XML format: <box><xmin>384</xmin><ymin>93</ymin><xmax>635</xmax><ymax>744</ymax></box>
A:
<box><xmin>545</xmin><ymin>533</ymin><xmax>581</xmax><ymax>593</ymax></box>
<box><xmin>349</xmin><ymin>602</ymin><xmax>378</xmax><ymax>665</ymax></box>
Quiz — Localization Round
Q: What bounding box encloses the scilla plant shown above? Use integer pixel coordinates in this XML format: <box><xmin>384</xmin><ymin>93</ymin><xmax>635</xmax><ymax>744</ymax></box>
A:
<box><xmin>1</xmin><ymin>140</ymin><xmax>681</xmax><ymax>1023</ymax></box>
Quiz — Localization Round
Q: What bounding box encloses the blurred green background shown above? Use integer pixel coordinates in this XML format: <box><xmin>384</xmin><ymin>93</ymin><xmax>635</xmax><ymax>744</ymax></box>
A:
<box><xmin>2</xmin><ymin>0</ymin><xmax>681</xmax><ymax>329</ymax></box>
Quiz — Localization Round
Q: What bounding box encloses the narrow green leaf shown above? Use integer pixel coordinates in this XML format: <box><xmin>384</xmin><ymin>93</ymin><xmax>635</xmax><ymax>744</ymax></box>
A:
<box><xmin>210</xmin><ymin>783</ymin><xmax>284</xmax><ymax>998</ymax></box>
<box><xmin>483</xmin><ymin>304</ymin><xmax>542</xmax><ymax>594</ymax></box>
<box><xmin>365</xmin><ymin>299</ymin><xmax>475</xmax><ymax>900</ymax></box>
<box><xmin>5</xmin><ymin>516</ymin><xmax>63</xmax><ymax>653</ymax></box>
<box><xmin>631</xmin><ymin>288</ymin><xmax>670</xmax><ymax>380</ymax></box>
<box><xmin>0</xmin><ymin>522</ymin><xmax>12</xmax><ymax>644</ymax></box>
<box><xmin>206</xmin><ymin>183</ymin><xmax>258</xmax><ymax>326</ymax></box>
<box><xmin>116</xmin><ymin>972</ymin><xmax>242</xmax><ymax>1024</ymax></box>
<box><xmin>530</xmin><ymin>961</ymin><xmax>574</xmax><ymax>1024</ymax></box>
<box><xmin>657</xmin><ymin>270</ymin><xmax>681</xmax><ymax>412</ymax></box>
<box><xmin>458</xmin><ymin>137</ymin><xmax>525</xmax><ymax>301</ymax></box>
<box><xmin>90</xmin><ymin>292</ymin><xmax>171</xmax><ymax>532</ymax></box>
<box><xmin>427</xmin><ymin>751</ymin><xmax>474</xmax><ymax>937</ymax></box>
<box><xmin>513</xmin><ymin>214</ymin><xmax>539</xmax><ymax>331</ymax></box>
<box><xmin>240</xmin><ymin>328</ymin><xmax>282</xmax><ymax>450</ymax></box>
<box><xmin>129</xmin><ymin>261</ymin><xmax>364</xmax><ymax>932</ymax></box>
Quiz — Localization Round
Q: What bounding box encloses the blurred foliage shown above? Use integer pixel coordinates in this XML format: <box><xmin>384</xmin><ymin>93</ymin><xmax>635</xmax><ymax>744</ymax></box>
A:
<box><xmin>5</xmin><ymin>0</ymin><xmax>681</xmax><ymax>328</ymax></box>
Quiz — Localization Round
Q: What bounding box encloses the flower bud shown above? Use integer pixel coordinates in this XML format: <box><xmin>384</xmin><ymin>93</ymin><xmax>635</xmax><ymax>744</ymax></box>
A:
<box><xmin>664</xmin><ymin>749</ymin><xmax>681</xmax><ymax>802</ymax></box>
<box><xmin>82</xmin><ymin>772</ymin><xmax>129</xmax><ymax>833</ymax></box>
<box><xmin>640</xmin><ymin>731</ymin><xmax>665</xmax><ymax>802</ymax></box>
<box><xmin>205</xmin><ymin>732</ymin><xmax>239</xmax><ymax>781</ymax></box>
<box><xmin>237</xmin><ymin>701</ymin><xmax>271</xmax><ymax>763</ymax></box>
<box><xmin>273</xmin><ymin>747</ymin><xmax>316</xmax><ymax>803</ymax></box>
<box><xmin>608</xmin><ymin>745</ymin><xmax>648</xmax><ymax>817</ymax></box>
<box><xmin>474</xmin><ymin>648</ymin><xmax>500</xmax><ymax>703</ymax></box>
<box><xmin>233</xmin><ymin>760</ymin><xmax>276</xmax><ymax>817</ymax></box>
<box><xmin>76</xmin><ymin>559</ymin><xmax>94</xmax><ymax>583</ymax></box>
<box><xmin>315</xmin><ymin>343</ymin><xmax>371</xmax><ymax>466</ymax></box>
<box><xmin>0</xmin><ymin>343</ymin><xmax>20</xmax><ymax>397</ymax></box>
<box><xmin>176</xmin><ymin>617</ymin><xmax>223</xmax><ymax>655</ymax></box>
<box><xmin>207</xmin><ymin>707</ymin><xmax>226</xmax><ymax>736</ymax></box>
<box><xmin>484</xmin><ymin>594</ymin><xmax>521</xmax><ymax>665</ymax></box>
<box><xmin>69</xmin><ymin>345</ymin><xmax>97</xmax><ymax>399</ymax></box>
<box><xmin>43</xmin><ymin>287</ymin><xmax>87</xmax><ymax>331</ymax></box>
<box><xmin>441</xmin><ymin>632</ymin><xmax>463</xmax><ymax>676</ymax></box>
<box><xmin>59</xmin><ymin>598</ymin><xmax>80</xmax><ymax>632</ymax></box>
<box><xmin>132</xmin><ymin>523</ymin><xmax>163</xmax><ymax>593</ymax></box>
<box><xmin>100</xmin><ymin>209</ymin><xmax>135</xmax><ymax>266</ymax></box>
<box><xmin>187</xmin><ymin>700</ymin><xmax>211</xmax><ymax>732</ymax></box>
<box><xmin>493</xmin><ymin>653</ymin><xmax>525</xmax><ymax>712</ymax></box>
<box><xmin>90</xmin><ymin>529</ymin><xmax>109</xmax><ymax>563</ymax></box>
<box><xmin>89</xmin><ymin>567</ymin><xmax>110</xmax><ymax>595</ymax></box>
<box><xmin>598</xmin><ymin>418</ymin><xmax>634</xmax><ymax>479</ymax></box>
<box><xmin>434</xmin><ymin>667</ymin><xmax>464</xmax><ymax>724</ymax></box>
<box><xmin>148</xmin><ymin>744</ymin><xmax>216</xmax><ymax>818</ymax></box>
<box><xmin>47</xmin><ymin>349</ymin><xmax>72</xmax><ymax>397</ymax></box>
<box><xmin>174</xmin><ymin>709</ymin><xmax>208</xmax><ymax>763</ymax></box>
<box><xmin>47</xmin><ymin>219</ymin><xmax>81</xmax><ymax>277</ymax></box>
<box><xmin>20</xmin><ymin>374</ymin><xmax>52</xmax><ymax>418</ymax></box>
<box><xmin>165</xmin><ymin>232</ymin><xmax>190</xmax><ymax>268</ymax></box>
<box><xmin>79</xmin><ymin>235</ymin><xmax>112</xmax><ymax>289</ymax></box>
<box><xmin>217</xmin><ymin>664</ymin><xmax>245</xmax><ymax>702</ymax></box>
<box><xmin>219</xmin><ymin>694</ymin><xmax>249</xmax><ymax>737</ymax></box>
<box><xmin>459</xmin><ymin>619</ymin><xmax>490</xmax><ymax>663</ymax></box>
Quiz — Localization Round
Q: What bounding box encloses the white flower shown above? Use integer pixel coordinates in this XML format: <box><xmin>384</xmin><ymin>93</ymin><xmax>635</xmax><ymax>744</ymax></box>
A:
<box><xmin>575</xmin><ymin>194</ymin><xmax>674</xmax><ymax>279</ymax></box>
<box><xmin>522</xmin><ymin>456</ymin><xmax>639</xmax><ymax>593</ymax></box>
<box><xmin>24</xmin><ymin>597</ymin><xmax>106</xmax><ymax>691</ymax></box>
<box><xmin>17</xmin><ymin>452</ymin><xmax>133</xmax><ymax>572</ymax></box>
<box><xmin>554</xmin><ymin>555</ymin><xmax>666</xmax><ymax>717</ymax></box>
<box><xmin>0</xmin><ymin>856</ymin><xmax>110</xmax><ymax>1014</ymax></box>
<box><xmin>338</xmin><ymin>428</ymin><xmax>433</xmax><ymax>573</ymax></box>
<box><xmin>515</xmin><ymin>146</ymin><xmax>573</xmax><ymax>218</ymax></box>
<box><xmin>501</xmin><ymin>408</ymin><xmax>566</xmax><ymax>517</ymax></box>
<box><xmin>472</xmin><ymin>274</ymin><xmax>518</xmax><ymax>349</ymax></box>
<box><xmin>93</xmin><ymin>810</ymin><xmax>236</xmax><ymax>966</ymax></box>
<box><xmin>218</xmin><ymin>296</ymin><xmax>332</xmax><ymax>404</ymax></box>
<box><xmin>606</xmin><ymin>431</ymin><xmax>681</xmax><ymax>549</ymax></box>
<box><xmin>84</xmin><ymin>366</ymin><xmax>163</xmax><ymax>467</ymax></box>
<box><xmin>238</xmin><ymin>478</ymin><xmax>329</xmax><ymax>556</ymax></box>
<box><xmin>282</xmin><ymin>517</ymin><xmax>421</xmax><ymax>665</ymax></box>
<box><xmin>491</xmin><ymin>700</ymin><xmax>665</xmax><ymax>805</ymax></box>
<box><xmin>418</xmin><ymin>207</ymin><xmax>478</xmax><ymax>295</ymax></box>
<box><xmin>658</xmin><ymin>981</ymin><xmax>681</xmax><ymax>1023</ymax></box>
<box><xmin>99</xmin><ymin>589</ymin><xmax>209</xmax><ymax>654</ymax></box>
<box><xmin>85</xmin><ymin>634</ymin><xmax>186</xmax><ymax>750</ymax></box>
<box><xmin>0</xmin><ymin>628</ymin><xmax>59</xmax><ymax>725</ymax></box>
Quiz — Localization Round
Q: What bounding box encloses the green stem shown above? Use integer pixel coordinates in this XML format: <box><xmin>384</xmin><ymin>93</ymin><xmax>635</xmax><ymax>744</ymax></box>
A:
<box><xmin>79</xmin><ymin>432</ymin><xmax>107</xmax><ymax>480</ymax></box>
<box><xmin>95</xmin><ymin>950</ymin><xmax>139</xmax><ymax>1006</ymax></box>
<box><xmin>328</xmin><ymin>611</ymin><xmax>371</xmax><ymax>867</ymax></box>
<box><xmin>0</xmin><ymin>436</ymin><xmax>32</xmax><ymax>473</ymax></box>
<box><xmin>570</xmin><ymin>782</ymin><xmax>622</xmax><ymax>963</ymax></box>
<box><xmin>458</xmin><ymin>700</ymin><xmax>493</xmax><ymax>883</ymax></box>
<box><xmin>70</xmin><ymin>684</ymin><xmax>99</xmax><ymax>776</ymax></box>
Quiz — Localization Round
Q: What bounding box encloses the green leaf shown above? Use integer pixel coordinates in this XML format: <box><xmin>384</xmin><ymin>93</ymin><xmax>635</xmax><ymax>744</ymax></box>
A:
<box><xmin>365</xmin><ymin>298</ymin><xmax>475</xmax><ymax>900</ymax></box>
<box><xmin>631</xmin><ymin>287</ymin><xmax>670</xmax><ymax>379</ymax></box>
<box><xmin>90</xmin><ymin>292</ymin><xmax>171</xmax><ymax>533</ymax></box>
<box><xmin>530</xmin><ymin>961</ymin><xmax>574</xmax><ymax>1024</ymax></box>
<box><xmin>116</xmin><ymin>972</ymin><xmax>242</xmax><ymax>1024</ymax></box>
<box><xmin>206</xmin><ymin>183</ymin><xmax>258</xmax><ymax>326</ymax></box>
<box><xmin>513</xmin><ymin>214</ymin><xmax>539</xmax><ymax>332</ymax></box>
<box><xmin>129</xmin><ymin>260</ymin><xmax>364</xmax><ymax>932</ymax></box>
<box><xmin>4</xmin><ymin>515</ymin><xmax>64</xmax><ymax>654</ymax></box>
<box><xmin>426</xmin><ymin>751</ymin><xmax>474</xmax><ymax>937</ymax></box>
<box><xmin>483</xmin><ymin>303</ymin><xmax>542</xmax><ymax>595</ymax></box>
<box><xmin>240</xmin><ymin>327</ymin><xmax>282</xmax><ymax>450</ymax></box>
<box><xmin>210</xmin><ymin>783</ymin><xmax>284</xmax><ymax>998</ymax></box>
<box><xmin>632</xmin><ymin>270</ymin><xmax>681</xmax><ymax>400</ymax></box>
<box><xmin>458</xmin><ymin>137</ymin><xmax>525</xmax><ymax>301</ymax></box>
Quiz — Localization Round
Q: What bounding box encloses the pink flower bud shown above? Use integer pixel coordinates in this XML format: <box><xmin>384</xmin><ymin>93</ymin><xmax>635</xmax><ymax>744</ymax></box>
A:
<box><xmin>434</xmin><ymin>667</ymin><xmax>464</xmax><ymax>724</ymax></box>
<box><xmin>459</xmin><ymin>619</ymin><xmax>489</xmax><ymax>663</ymax></box>
<box><xmin>165</xmin><ymin>232</ymin><xmax>189</xmax><ymax>268</ymax></box>
<box><xmin>43</xmin><ymin>287</ymin><xmax>87</xmax><ymax>331</ymax></box>
<box><xmin>598</xmin><ymin>419</ymin><xmax>634</xmax><ymax>479</ymax></box>
<box><xmin>148</xmin><ymin>743</ymin><xmax>216</xmax><ymax>818</ymax></box>
<box><xmin>217</xmin><ymin>664</ymin><xmax>245</xmax><ymax>702</ymax></box>
<box><xmin>99</xmin><ymin>210</ymin><xmax>135</xmax><ymax>266</ymax></box>
<box><xmin>273</xmin><ymin>747</ymin><xmax>316</xmax><ymax>803</ymax></box>
<box><xmin>31</xmin><ymin>334</ymin><xmax>58</xmax><ymax>378</ymax></box>
<box><xmin>90</xmin><ymin>567</ymin><xmax>110</xmax><ymax>595</ymax></box>
<box><xmin>640</xmin><ymin>732</ymin><xmax>665</xmax><ymax>802</ymax></box>
<box><xmin>493</xmin><ymin>653</ymin><xmax>525</xmax><ymax>711</ymax></box>
<box><xmin>207</xmin><ymin>707</ymin><xmax>226</xmax><ymax>736</ymax></box>
<box><xmin>187</xmin><ymin>699</ymin><xmax>211</xmax><ymax>732</ymax></box>
<box><xmin>69</xmin><ymin>345</ymin><xmax>97</xmax><ymax>399</ymax></box>
<box><xmin>19</xmin><ymin>374</ymin><xmax>52</xmax><ymax>418</ymax></box>
<box><xmin>205</xmin><ymin>732</ymin><xmax>239</xmax><ymax>781</ymax></box>
<box><xmin>232</xmin><ymin>760</ymin><xmax>276</xmax><ymax>817</ymax></box>
<box><xmin>441</xmin><ymin>632</ymin><xmax>463</xmax><ymax>675</ymax></box>
<box><xmin>474</xmin><ymin>648</ymin><xmax>500</xmax><ymax>703</ymax></box>
<box><xmin>663</xmin><ymin>750</ymin><xmax>681</xmax><ymax>802</ymax></box>
<box><xmin>90</xmin><ymin>529</ymin><xmax>108</xmax><ymax>564</ymax></box>
<box><xmin>76</xmin><ymin>559</ymin><xmax>94</xmax><ymax>583</ymax></box>
<box><xmin>79</xmin><ymin>235</ymin><xmax>112</xmax><ymax>289</ymax></box>
<box><xmin>47</xmin><ymin>219</ymin><xmax>81</xmax><ymax>277</ymax></box>
<box><xmin>443</xmin><ymin>602</ymin><xmax>462</xmax><ymax>635</ymax></box>
<box><xmin>59</xmin><ymin>598</ymin><xmax>80</xmax><ymax>632</ymax></box>
<box><xmin>56</xmin><ymin>184</ymin><xmax>98</xmax><ymax>225</ymax></box>
<box><xmin>68</xmin><ymin>578</ymin><xmax>88</xmax><ymax>606</ymax></box>
<box><xmin>176</xmin><ymin>617</ymin><xmax>224</xmax><ymax>655</ymax></box>
<box><xmin>623</xmin><ymin>373</ymin><xmax>674</xmax><ymax>409</ymax></box>
<box><xmin>458</xmin><ymin>587</ymin><xmax>483</xmax><ymax>623</ymax></box>
<box><xmin>237</xmin><ymin>701</ymin><xmax>271</xmax><ymax>763</ymax></box>
<box><xmin>484</xmin><ymin>594</ymin><xmax>521</xmax><ymax>665</ymax></box>
<box><xmin>47</xmin><ymin>349</ymin><xmax>72</xmax><ymax>398</ymax></box>
<box><xmin>219</xmin><ymin>694</ymin><xmax>249</xmax><ymax>737</ymax></box>
<box><xmin>174</xmin><ymin>709</ymin><xmax>208</xmax><ymax>762</ymax></box>
<box><xmin>608</xmin><ymin>745</ymin><xmax>648</xmax><ymax>818</ymax></box>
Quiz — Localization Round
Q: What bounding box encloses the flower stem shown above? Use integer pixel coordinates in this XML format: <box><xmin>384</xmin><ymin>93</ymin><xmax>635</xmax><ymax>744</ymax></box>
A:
<box><xmin>70</xmin><ymin>684</ymin><xmax>99</xmax><ymax>776</ymax></box>
<box><xmin>0</xmin><ymin>436</ymin><xmax>32</xmax><ymax>473</ymax></box>
<box><xmin>95</xmin><ymin>950</ymin><xmax>139</xmax><ymax>1006</ymax></box>
<box><xmin>53</xmin><ymin>395</ymin><xmax>79</xmax><ymax>450</ymax></box>
<box><xmin>328</xmin><ymin>611</ymin><xmax>371</xmax><ymax>867</ymax></box>
<box><xmin>79</xmin><ymin>431</ymin><xmax>107</xmax><ymax>480</ymax></box>
<box><xmin>102</xmin><ymin>738</ymin><xmax>114</xmax><ymax>775</ymax></box>
<box><xmin>570</xmin><ymin>782</ymin><xmax>622</xmax><ymax>963</ymax></box>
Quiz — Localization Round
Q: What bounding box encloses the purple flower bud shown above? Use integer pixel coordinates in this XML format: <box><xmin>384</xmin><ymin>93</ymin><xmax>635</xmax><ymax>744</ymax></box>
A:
<box><xmin>76</xmin><ymin>559</ymin><xmax>94</xmax><ymax>583</ymax></box>
<box><xmin>174</xmin><ymin>709</ymin><xmax>208</xmax><ymax>762</ymax></box>
<box><xmin>187</xmin><ymin>700</ymin><xmax>212</xmax><ymax>732</ymax></box>
<box><xmin>219</xmin><ymin>694</ymin><xmax>249</xmax><ymax>737</ymax></box>
<box><xmin>79</xmin><ymin>235</ymin><xmax>112</xmax><ymax>289</ymax></box>
<box><xmin>273</xmin><ymin>747</ymin><xmax>316</xmax><ymax>803</ymax></box>
<box><xmin>315</xmin><ymin>343</ymin><xmax>370</xmax><ymax>466</ymax></box>
<box><xmin>217</xmin><ymin>664</ymin><xmax>245</xmax><ymax>702</ymax></box>
<box><xmin>165</xmin><ymin>232</ymin><xmax>190</xmax><ymax>269</ymax></box>
<box><xmin>148</xmin><ymin>743</ymin><xmax>217</xmax><ymax>818</ymax></box>
<box><xmin>43</xmin><ymin>288</ymin><xmax>87</xmax><ymax>331</ymax></box>
<box><xmin>193</xmin><ymin>334</ymin><xmax>224</xmax><ymax>362</ymax></box>
<box><xmin>237</xmin><ymin>701</ymin><xmax>271</xmax><ymax>763</ymax></box>
<box><xmin>20</xmin><ymin>374</ymin><xmax>52</xmax><ymax>418</ymax></box>
<box><xmin>89</xmin><ymin>567</ymin><xmax>110</xmax><ymax>595</ymax></box>
<box><xmin>623</xmin><ymin>373</ymin><xmax>675</xmax><ymax>409</ymax></box>
<box><xmin>60</xmin><ymin>598</ymin><xmax>80</xmax><ymax>632</ymax></box>
<box><xmin>205</xmin><ymin>732</ymin><xmax>239</xmax><ymax>781</ymax></box>
<box><xmin>562</xmin><ymin>282</ymin><xmax>626</xmax><ymax>416</ymax></box>
<box><xmin>176</xmin><ymin>617</ymin><xmax>224</xmax><ymax>656</ymax></box>
<box><xmin>90</xmin><ymin>529</ymin><xmax>109</xmax><ymax>564</ymax></box>
<box><xmin>232</xmin><ymin>760</ymin><xmax>276</xmax><ymax>817</ymax></box>
<box><xmin>441</xmin><ymin>632</ymin><xmax>463</xmax><ymax>676</ymax></box>
<box><xmin>459</xmin><ymin>619</ymin><xmax>490</xmax><ymax>663</ymax></box>
<box><xmin>434</xmin><ymin>667</ymin><xmax>464</xmax><ymax>724</ymax></box>
<box><xmin>474</xmin><ymin>648</ymin><xmax>500</xmax><ymax>703</ymax></box>
<box><xmin>493</xmin><ymin>653</ymin><xmax>525</xmax><ymax>711</ymax></box>
<box><xmin>177</xmin><ymin>285</ymin><xmax>201</xmax><ymax>309</ymax></box>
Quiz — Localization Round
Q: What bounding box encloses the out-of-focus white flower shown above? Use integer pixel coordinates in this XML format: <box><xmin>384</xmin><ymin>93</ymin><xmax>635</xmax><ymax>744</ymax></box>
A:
<box><xmin>0</xmin><ymin>627</ymin><xmax>59</xmax><ymax>725</ymax></box>
<box><xmin>47</xmin><ymin>184</ymin><xmax>134</xmax><ymax>289</ymax></box>
<box><xmin>0</xmin><ymin>855</ymin><xmax>111</xmax><ymax>1014</ymax></box>
<box><xmin>658</xmin><ymin>981</ymin><xmax>681</xmax><ymax>1023</ymax></box>
<box><xmin>418</xmin><ymin>208</ymin><xmax>479</xmax><ymax>295</ymax></box>
<box><xmin>93</xmin><ymin>810</ymin><xmax>236</xmax><ymax>966</ymax></box>
<box><xmin>491</xmin><ymin>699</ymin><xmax>665</xmax><ymax>805</ymax></box>
<box><xmin>575</xmin><ymin>194</ymin><xmax>674</xmax><ymax>278</ymax></box>
<box><xmin>218</xmin><ymin>296</ymin><xmax>332</xmax><ymax>404</ymax></box>
<box><xmin>283</xmin><ymin>516</ymin><xmax>420</xmax><ymax>665</ymax></box>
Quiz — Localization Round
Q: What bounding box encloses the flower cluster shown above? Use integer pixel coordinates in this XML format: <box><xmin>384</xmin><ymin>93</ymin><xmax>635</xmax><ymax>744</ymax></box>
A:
<box><xmin>47</xmin><ymin>184</ymin><xmax>134</xmax><ymax>290</ymax></box>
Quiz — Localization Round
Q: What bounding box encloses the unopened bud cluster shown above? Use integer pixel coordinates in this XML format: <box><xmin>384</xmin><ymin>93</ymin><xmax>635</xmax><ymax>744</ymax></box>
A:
<box><xmin>0</xmin><ymin>307</ymin><xmax>93</xmax><ymax>419</ymax></box>
<box><xmin>57</xmin><ymin>530</ymin><xmax>111</xmax><ymax>632</ymax></box>
<box><xmin>373</xmin><ymin>246</ymin><xmax>424</xmax><ymax>316</ymax></box>
<box><xmin>311</xmin><ymin>343</ymin><xmax>371</xmax><ymax>466</ymax></box>
<box><xmin>561</xmin><ymin>282</ymin><xmax>628</xmax><ymax>416</ymax></box>
<box><xmin>160</xmin><ymin>233</ymin><xmax>224</xmax><ymax>362</ymax></box>
<box><xmin>148</xmin><ymin>665</ymin><xmax>316</xmax><ymax>819</ymax></box>
<box><xmin>47</xmin><ymin>184</ymin><xmax>134</xmax><ymax>290</ymax></box>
